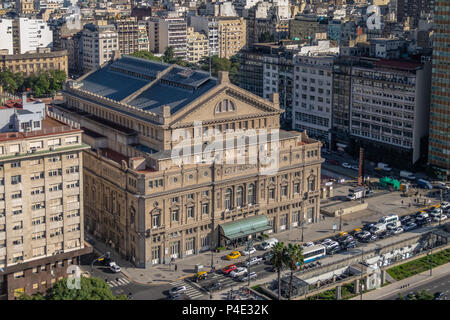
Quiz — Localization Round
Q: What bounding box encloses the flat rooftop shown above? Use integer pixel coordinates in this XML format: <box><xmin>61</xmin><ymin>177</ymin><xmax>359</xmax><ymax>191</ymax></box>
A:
<box><xmin>0</xmin><ymin>116</ymin><xmax>81</xmax><ymax>143</ymax></box>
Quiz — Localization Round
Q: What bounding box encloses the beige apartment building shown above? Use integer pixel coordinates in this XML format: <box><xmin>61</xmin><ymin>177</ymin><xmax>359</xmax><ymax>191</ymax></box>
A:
<box><xmin>0</xmin><ymin>97</ymin><xmax>91</xmax><ymax>299</ymax></box>
<box><xmin>0</xmin><ymin>48</ymin><xmax>68</xmax><ymax>76</ymax></box>
<box><xmin>53</xmin><ymin>56</ymin><xmax>322</xmax><ymax>268</ymax></box>
<box><xmin>218</xmin><ymin>17</ymin><xmax>246</xmax><ymax>59</ymax></box>
<box><xmin>114</xmin><ymin>17</ymin><xmax>149</xmax><ymax>55</ymax></box>
<box><xmin>186</xmin><ymin>27</ymin><xmax>209</xmax><ymax>63</ymax></box>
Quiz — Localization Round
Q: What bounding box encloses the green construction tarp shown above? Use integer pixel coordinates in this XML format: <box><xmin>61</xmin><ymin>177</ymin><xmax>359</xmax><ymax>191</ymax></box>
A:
<box><xmin>220</xmin><ymin>215</ymin><xmax>271</xmax><ymax>240</ymax></box>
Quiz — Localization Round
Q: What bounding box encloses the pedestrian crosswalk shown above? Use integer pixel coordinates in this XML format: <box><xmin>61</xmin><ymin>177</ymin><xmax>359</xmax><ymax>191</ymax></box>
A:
<box><xmin>170</xmin><ymin>279</ymin><xmax>205</xmax><ymax>300</ymax></box>
<box><xmin>108</xmin><ymin>277</ymin><xmax>131</xmax><ymax>288</ymax></box>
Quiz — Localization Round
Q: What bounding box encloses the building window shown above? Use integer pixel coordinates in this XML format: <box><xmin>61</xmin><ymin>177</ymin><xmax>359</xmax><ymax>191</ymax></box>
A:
<box><xmin>172</xmin><ymin>210</ymin><xmax>179</xmax><ymax>222</ymax></box>
<box><xmin>281</xmin><ymin>186</ymin><xmax>288</xmax><ymax>197</ymax></box>
<box><xmin>269</xmin><ymin>188</ymin><xmax>275</xmax><ymax>200</ymax></box>
<box><xmin>202</xmin><ymin>203</ymin><xmax>209</xmax><ymax>215</ymax></box>
<box><xmin>11</xmin><ymin>175</ymin><xmax>21</xmax><ymax>185</ymax></box>
<box><xmin>225</xmin><ymin>188</ymin><xmax>232</xmax><ymax>210</ymax></box>
<box><xmin>236</xmin><ymin>186</ymin><xmax>243</xmax><ymax>207</ymax></box>
<box><xmin>294</xmin><ymin>183</ymin><xmax>300</xmax><ymax>194</ymax></box>
<box><xmin>187</xmin><ymin>207</ymin><xmax>194</xmax><ymax>218</ymax></box>
<box><xmin>247</xmin><ymin>184</ymin><xmax>255</xmax><ymax>205</ymax></box>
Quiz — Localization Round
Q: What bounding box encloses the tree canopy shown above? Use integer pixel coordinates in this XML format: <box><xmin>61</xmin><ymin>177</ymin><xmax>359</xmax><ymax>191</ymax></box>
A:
<box><xmin>19</xmin><ymin>277</ymin><xmax>128</xmax><ymax>300</ymax></box>
<box><xmin>198</xmin><ymin>55</ymin><xmax>240</xmax><ymax>84</ymax></box>
<box><xmin>0</xmin><ymin>69</ymin><xmax>66</xmax><ymax>97</ymax></box>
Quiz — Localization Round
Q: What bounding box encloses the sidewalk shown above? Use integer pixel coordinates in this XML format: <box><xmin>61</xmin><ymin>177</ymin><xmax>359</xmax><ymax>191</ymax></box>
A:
<box><xmin>350</xmin><ymin>263</ymin><xmax>450</xmax><ymax>300</ymax></box>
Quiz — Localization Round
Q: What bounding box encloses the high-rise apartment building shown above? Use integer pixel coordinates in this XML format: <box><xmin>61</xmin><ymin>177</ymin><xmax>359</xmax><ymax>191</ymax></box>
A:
<box><xmin>115</xmin><ymin>17</ymin><xmax>149</xmax><ymax>55</ymax></box>
<box><xmin>80</xmin><ymin>21</ymin><xmax>118</xmax><ymax>73</ymax></box>
<box><xmin>186</xmin><ymin>27</ymin><xmax>209</xmax><ymax>63</ymax></box>
<box><xmin>52</xmin><ymin>56</ymin><xmax>323</xmax><ymax>267</ymax></box>
<box><xmin>0</xmin><ymin>18</ymin><xmax>53</xmax><ymax>55</ymax></box>
<box><xmin>293</xmin><ymin>54</ymin><xmax>335</xmax><ymax>149</ymax></box>
<box><xmin>190</xmin><ymin>16</ymin><xmax>219</xmax><ymax>57</ymax></box>
<box><xmin>350</xmin><ymin>60</ymin><xmax>432</xmax><ymax>167</ymax></box>
<box><xmin>428</xmin><ymin>1</ymin><xmax>450</xmax><ymax>178</ymax></box>
<box><xmin>217</xmin><ymin>17</ymin><xmax>246</xmax><ymax>59</ymax></box>
<box><xmin>0</xmin><ymin>95</ymin><xmax>90</xmax><ymax>299</ymax></box>
<box><xmin>148</xmin><ymin>15</ymin><xmax>187</xmax><ymax>59</ymax></box>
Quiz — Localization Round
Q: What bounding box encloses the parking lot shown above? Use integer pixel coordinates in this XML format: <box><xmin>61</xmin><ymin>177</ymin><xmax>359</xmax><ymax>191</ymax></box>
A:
<box><xmin>167</xmin><ymin>201</ymin><xmax>450</xmax><ymax>300</ymax></box>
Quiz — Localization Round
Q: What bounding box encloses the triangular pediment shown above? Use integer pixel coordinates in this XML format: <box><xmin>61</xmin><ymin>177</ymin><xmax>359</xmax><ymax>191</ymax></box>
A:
<box><xmin>169</xmin><ymin>84</ymin><xmax>281</xmax><ymax>128</ymax></box>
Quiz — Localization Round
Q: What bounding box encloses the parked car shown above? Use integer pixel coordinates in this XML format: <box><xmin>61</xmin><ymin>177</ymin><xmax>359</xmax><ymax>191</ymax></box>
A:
<box><xmin>238</xmin><ymin>272</ymin><xmax>257</xmax><ymax>282</ymax></box>
<box><xmin>340</xmin><ymin>236</ymin><xmax>355</xmax><ymax>244</ymax></box>
<box><xmin>226</xmin><ymin>251</ymin><xmax>242</xmax><ymax>260</ymax></box>
<box><xmin>326</xmin><ymin>241</ymin><xmax>340</xmax><ymax>250</ymax></box>
<box><xmin>392</xmin><ymin>227</ymin><xmax>404</xmax><ymax>235</ymax></box>
<box><xmin>108</xmin><ymin>262</ymin><xmax>121</xmax><ymax>273</ymax></box>
<box><xmin>342</xmin><ymin>162</ymin><xmax>352</xmax><ymax>169</ymax></box>
<box><xmin>244</xmin><ymin>256</ymin><xmax>263</xmax><ymax>267</ymax></box>
<box><xmin>222</xmin><ymin>264</ymin><xmax>238</xmax><ymax>275</ymax></box>
<box><xmin>378</xmin><ymin>231</ymin><xmax>391</xmax><ymax>239</ymax></box>
<box><xmin>321</xmin><ymin>238</ymin><xmax>333</xmax><ymax>246</ymax></box>
<box><xmin>357</xmin><ymin>231</ymin><xmax>371</xmax><ymax>240</ymax></box>
<box><xmin>203</xmin><ymin>282</ymin><xmax>222</xmax><ymax>292</ymax></box>
<box><xmin>441</xmin><ymin>202</ymin><xmax>450</xmax><ymax>210</ymax></box>
<box><xmin>433</xmin><ymin>214</ymin><xmax>448</xmax><ymax>222</ymax></box>
<box><xmin>400</xmin><ymin>215</ymin><xmax>412</xmax><ymax>223</ymax></box>
<box><xmin>263</xmin><ymin>251</ymin><xmax>274</xmax><ymax>261</ymax></box>
<box><xmin>168</xmin><ymin>293</ymin><xmax>189</xmax><ymax>300</ymax></box>
<box><xmin>350</xmin><ymin>164</ymin><xmax>359</xmax><ymax>171</ymax></box>
<box><xmin>241</xmin><ymin>247</ymin><xmax>256</xmax><ymax>256</ymax></box>
<box><xmin>327</xmin><ymin>159</ymin><xmax>339</xmax><ymax>166</ymax></box>
<box><xmin>363</xmin><ymin>223</ymin><xmax>375</xmax><ymax>231</ymax></box>
<box><xmin>434</xmin><ymin>292</ymin><xmax>448</xmax><ymax>300</ymax></box>
<box><xmin>260</xmin><ymin>238</ymin><xmax>278</xmax><ymax>250</ymax></box>
<box><xmin>341</xmin><ymin>241</ymin><xmax>357</xmax><ymax>250</ymax></box>
<box><xmin>386</xmin><ymin>221</ymin><xmax>401</xmax><ymax>230</ymax></box>
<box><xmin>402</xmin><ymin>222</ymin><xmax>417</xmax><ymax>231</ymax></box>
<box><xmin>302</xmin><ymin>242</ymin><xmax>315</xmax><ymax>248</ymax></box>
<box><xmin>230</xmin><ymin>267</ymin><xmax>248</xmax><ymax>278</ymax></box>
<box><xmin>169</xmin><ymin>286</ymin><xmax>186</xmax><ymax>296</ymax></box>
<box><xmin>365</xmin><ymin>189</ymin><xmax>374</xmax><ymax>197</ymax></box>
<box><xmin>429</xmin><ymin>208</ymin><xmax>443</xmax><ymax>217</ymax></box>
<box><xmin>327</xmin><ymin>245</ymin><xmax>341</xmax><ymax>255</ymax></box>
<box><xmin>417</xmin><ymin>217</ymin><xmax>432</xmax><ymax>226</ymax></box>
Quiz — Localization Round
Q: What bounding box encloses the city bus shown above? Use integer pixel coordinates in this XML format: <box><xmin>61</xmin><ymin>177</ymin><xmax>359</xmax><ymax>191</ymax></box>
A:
<box><xmin>298</xmin><ymin>244</ymin><xmax>327</xmax><ymax>265</ymax></box>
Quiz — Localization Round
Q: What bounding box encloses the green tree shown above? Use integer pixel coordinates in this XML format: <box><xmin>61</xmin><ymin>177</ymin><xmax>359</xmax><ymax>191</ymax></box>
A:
<box><xmin>19</xmin><ymin>277</ymin><xmax>128</xmax><ymax>300</ymax></box>
<box><xmin>270</xmin><ymin>242</ymin><xmax>286</xmax><ymax>300</ymax></box>
<box><xmin>258</xmin><ymin>31</ymin><xmax>275</xmax><ymax>43</ymax></box>
<box><xmin>283</xmin><ymin>243</ymin><xmax>304</xmax><ymax>300</ymax></box>
<box><xmin>163</xmin><ymin>46</ymin><xmax>175</xmax><ymax>64</ymax></box>
<box><xmin>130</xmin><ymin>50</ymin><xmax>163</xmax><ymax>63</ymax></box>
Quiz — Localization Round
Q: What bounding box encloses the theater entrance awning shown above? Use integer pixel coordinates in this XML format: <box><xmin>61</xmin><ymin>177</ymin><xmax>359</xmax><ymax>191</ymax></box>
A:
<box><xmin>219</xmin><ymin>215</ymin><xmax>271</xmax><ymax>240</ymax></box>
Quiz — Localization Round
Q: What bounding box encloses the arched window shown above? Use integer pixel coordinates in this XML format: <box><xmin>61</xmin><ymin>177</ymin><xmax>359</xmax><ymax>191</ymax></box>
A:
<box><xmin>236</xmin><ymin>186</ymin><xmax>243</xmax><ymax>207</ymax></box>
<box><xmin>247</xmin><ymin>184</ymin><xmax>255</xmax><ymax>205</ymax></box>
<box><xmin>225</xmin><ymin>188</ymin><xmax>232</xmax><ymax>210</ymax></box>
<box><xmin>216</xmin><ymin>99</ymin><xmax>235</xmax><ymax>113</ymax></box>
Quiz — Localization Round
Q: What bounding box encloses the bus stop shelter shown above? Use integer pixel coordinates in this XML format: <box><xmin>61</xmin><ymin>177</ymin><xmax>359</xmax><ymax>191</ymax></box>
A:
<box><xmin>218</xmin><ymin>215</ymin><xmax>272</xmax><ymax>247</ymax></box>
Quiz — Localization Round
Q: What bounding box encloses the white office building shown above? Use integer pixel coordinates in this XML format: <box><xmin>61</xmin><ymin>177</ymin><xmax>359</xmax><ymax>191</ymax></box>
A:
<box><xmin>0</xmin><ymin>19</ymin><xmax>13</xmax><ymax>54</ymax></box>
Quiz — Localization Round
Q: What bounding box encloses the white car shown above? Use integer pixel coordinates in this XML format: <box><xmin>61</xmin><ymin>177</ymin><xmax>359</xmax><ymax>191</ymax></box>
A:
<box><xmin>429</xmin><ymin>208</ymin><xmax>443</xmax><ymax>217</ymax></box>
<box><xmin>437</xmin><ymin>182</ymin><xmax>450</xmax><ymax>190</ymax></box>
<box><xmin>342</xmin><ymin>162</ymin><xmax>352</xmax><ymax>169</ymax></box>
<box><xmin>433</xmin><ymin>214</ymin><xmax>447</xmax><ymax>222</ymax></box>
<box><xmin>302</xmin><ymin>242</ymin><xmax>314</xmax><ymax>248</ymax></box>
<box><xmin>350</xmin><ymin>165</ymin><xmax>359</xmax><ymax>171</ymax></box>
<box><xmin>441</xmin><ymin>202</ymin><xmax>450</xmax><ymax>210</ymax></box>
<box><xmin>321</xmin><ymin>238</ymin><xmax>333</xmax><ymax>246</ymax></box>
<box><xmin>241</xmin><ymin>247</ymin><xmax>256</xmax><ymax>256</ymax></box>
<box><xmin>230</xmin><ymin>267</ymin><xmax>248</xmax><ymax>278</ymax></box>
<box><xmin>244</xmin><ymin>256</ymin><xmax>263</xmax><ymax>267</ymax></box>
<box><xmin>326</xmin><ymin>241</ymin><xmax>340</xmax><ymax>249</ymax></box>
<box><xmin>392</xmin><ymin>227</ymin><xmax>404</xmax><ymax>235</ymax></box>
<box><xmin>109</xmin><ymin>262</ymin><xmax>121</xmax><ymax>273</ymax></box>
<box><xmin>169</xmin><ymin>286</ymin><xmax>186</xmax><ymax>296</ymax></box>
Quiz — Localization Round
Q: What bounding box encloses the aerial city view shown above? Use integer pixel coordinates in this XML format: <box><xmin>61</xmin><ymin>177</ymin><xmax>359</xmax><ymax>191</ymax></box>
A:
<box><xmin>0</xmin><ymin>0</ymin><xmax>448</xmax><ymax>309</ymax></box>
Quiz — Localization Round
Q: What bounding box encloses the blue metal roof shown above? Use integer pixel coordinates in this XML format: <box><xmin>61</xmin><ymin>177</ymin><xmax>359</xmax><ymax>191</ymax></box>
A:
<box><xmin>77</xmin><ymin>56</ymin><xmax>217</xmax><ymax>115</ymax></box>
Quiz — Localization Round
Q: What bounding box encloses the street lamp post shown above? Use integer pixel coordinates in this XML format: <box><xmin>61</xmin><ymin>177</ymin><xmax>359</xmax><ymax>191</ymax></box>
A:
<box><xmin>339</xmin><ymin>208</ymin><xmax>343</xmax><ymax>231</ymax></box>
<box><xmin>439</xmin><ymin>189</ymin><xmax>443</xmax><ymax>227</ymax></box>
<box><xmin>301</xmin><ymin>223</ymin><xmax>305</xmax><ymax>242</ymax></box>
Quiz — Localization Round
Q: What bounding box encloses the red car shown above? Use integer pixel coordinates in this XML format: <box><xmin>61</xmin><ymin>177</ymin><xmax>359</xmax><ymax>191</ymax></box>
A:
<box><xmin>222</xmin><ymin>264</ymin><xmax>237</xmax><ymax>275</ymax></box>
<box><xmin>327</xmin><ymin>159</ymin><xmax>339</xmax><ymax>166</ymax></box>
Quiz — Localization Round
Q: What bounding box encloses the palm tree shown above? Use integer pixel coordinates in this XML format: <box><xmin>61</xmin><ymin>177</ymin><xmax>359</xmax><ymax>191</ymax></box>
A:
<box><xmin>283</xmin><ymin>243</ymin><xmax>304</xmax><ymax>300</ymax></box>
<box><xmin>269</xmin><ymin>242</ymin><xmax>286</xmax><ymax>300</ymax></box>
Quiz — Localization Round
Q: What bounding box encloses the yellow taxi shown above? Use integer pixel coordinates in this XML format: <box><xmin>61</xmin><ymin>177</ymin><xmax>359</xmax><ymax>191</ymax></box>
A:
<box><xmin>353</xmin><ymin>228</ymin><xmax>362</xmax><ymax>234</ymax></box>
<box><xmin>193</xmin><ymin>271</ymin><xmax>208</xmax><ymax>281</ymax></box>
<box><xmin>339</xmin><ymin>231</ymin><xmax>348</xmax><ymax>237</ymax></box>
<box><xmin>225</xmin><ymin>251</ymin><xmax>241</xmax><ymax>260</ymax></box>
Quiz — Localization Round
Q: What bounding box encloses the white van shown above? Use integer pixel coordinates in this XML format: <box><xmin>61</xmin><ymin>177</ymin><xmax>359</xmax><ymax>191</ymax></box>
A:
<box><xmin>260</xmin><ymin>238</ymin><xmax>278</xmax><ymax>250</ymax></box>
<box><xmin>378</xmin><ymin>214</ymin><xmax>399</xmax><ymax>226</ymax></box>
<box><xmin>370</xmin><ymin>223</ymin><xmax>387</xmax><ymax>234</ymax></box>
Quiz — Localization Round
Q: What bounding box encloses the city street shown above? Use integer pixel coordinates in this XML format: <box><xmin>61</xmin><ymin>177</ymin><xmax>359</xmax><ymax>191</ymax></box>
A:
<box><xmin>382</xmin><ymin>273</ymin><xmax>450</xmax><ymax>300</ymax></box>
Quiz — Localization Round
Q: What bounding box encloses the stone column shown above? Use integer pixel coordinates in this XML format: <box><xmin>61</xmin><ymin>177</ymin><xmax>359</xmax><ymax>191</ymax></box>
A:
<box><xmin>381</xmin><ymin>269</ymin><xmax>386</xmax><ymax>285</ymax></box>
<box><xmin>335</xmin><ymin>285</ymin><xmax>342</xmax><ymax>300</ymax></box>
<box><xmin>354</xmin><ymin>279</ymin><xmax>360</xmax><ymax>294</ymax></box>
